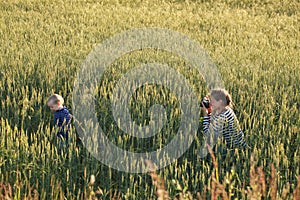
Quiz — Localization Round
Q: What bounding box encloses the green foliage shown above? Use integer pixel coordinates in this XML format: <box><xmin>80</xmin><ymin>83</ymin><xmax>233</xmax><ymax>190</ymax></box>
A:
<box><xmin>0</xmin><ymin>0</ymin><xmax>299</xmax><ymax>199</ymax></box>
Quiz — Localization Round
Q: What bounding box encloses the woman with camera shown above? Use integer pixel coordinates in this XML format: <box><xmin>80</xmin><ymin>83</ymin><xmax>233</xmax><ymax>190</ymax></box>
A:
<box><xmin>200</xmin><ymin>88</ymin><xmax>249</xmax><ymax>161</ymax></box>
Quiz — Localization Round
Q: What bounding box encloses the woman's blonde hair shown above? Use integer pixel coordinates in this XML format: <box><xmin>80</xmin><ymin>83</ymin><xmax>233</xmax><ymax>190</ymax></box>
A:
<box><xmin>47</xmin><ymin>94</ymin><xmax>64</xmax><ymax>105</ymax></box>
<box><xmin>210</xmin><ymin>89</ymin><xmax>233</xmax><ymax>108</ymax></box>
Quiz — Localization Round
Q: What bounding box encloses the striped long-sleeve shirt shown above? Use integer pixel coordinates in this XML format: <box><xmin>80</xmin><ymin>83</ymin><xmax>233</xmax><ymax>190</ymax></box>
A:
<box><xmin>203</xmin><ymin>108</ymin><xmax>248</xmax><ymax>149</ymax></box>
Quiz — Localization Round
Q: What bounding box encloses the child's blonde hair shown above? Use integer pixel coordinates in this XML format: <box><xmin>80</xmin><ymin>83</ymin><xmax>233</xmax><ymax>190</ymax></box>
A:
<box><xmin>210</xmin><ymin>89</ymin><xmax>233</xmax><ymax>108</ymax></box>
<box><xmin>47</xmin><ymin>94</ymin><xmax>64</xmax><ymax>105</ymax></box>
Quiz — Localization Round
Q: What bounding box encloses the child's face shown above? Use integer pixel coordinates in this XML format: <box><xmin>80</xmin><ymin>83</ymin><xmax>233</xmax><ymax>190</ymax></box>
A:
<box><xmin>47</xmin><ymin>100</ymin><xmax>61</xmax><ymax>112</ymax></box>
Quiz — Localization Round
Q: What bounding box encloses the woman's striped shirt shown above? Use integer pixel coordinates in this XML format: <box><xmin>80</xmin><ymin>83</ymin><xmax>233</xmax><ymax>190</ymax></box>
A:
<box><xmin>203</xmin><ymin>108</ymin><xmax>248</xmax><ymax>148</ymax></box>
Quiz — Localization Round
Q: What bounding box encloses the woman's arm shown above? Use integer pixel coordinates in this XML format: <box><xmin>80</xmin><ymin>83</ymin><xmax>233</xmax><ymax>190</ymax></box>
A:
<box><xmin>203</xmin><ymin>113</ymin><xmax>226</xmax><ymax>138</ymax></box>
<box><xmin>201</xmin><ymin>99</ymin><xmax>213</xmax><ymax>136</ymax></box>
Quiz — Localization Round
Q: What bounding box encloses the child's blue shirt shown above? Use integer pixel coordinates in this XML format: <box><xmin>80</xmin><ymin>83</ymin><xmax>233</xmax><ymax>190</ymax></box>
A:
<box><xmin>54</xmin><ymin>106</ymin><xmax>71</xmax><ymax>140</ymax></box>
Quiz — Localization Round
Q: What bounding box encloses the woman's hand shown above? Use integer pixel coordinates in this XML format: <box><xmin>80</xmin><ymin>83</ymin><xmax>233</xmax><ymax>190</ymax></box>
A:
<box><xmin>201</xmin><ymin>105</ymin><xmax>212</xmax><ymax>116</ymax></box>
<box><xmin>201</xmin><ymin>97</ymin><xmax>212</xmax><ymax>116</ymax></box>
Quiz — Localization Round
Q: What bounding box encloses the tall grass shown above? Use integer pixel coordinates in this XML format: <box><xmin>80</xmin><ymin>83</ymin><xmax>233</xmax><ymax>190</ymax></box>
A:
<box><xmin>0</xmin><ymin>0</ymin><xmax>299</xmax><ymax>199</ymax></box>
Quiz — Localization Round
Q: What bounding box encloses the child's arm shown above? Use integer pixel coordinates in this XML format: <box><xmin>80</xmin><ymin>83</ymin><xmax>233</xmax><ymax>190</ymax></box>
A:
<box><xmin>61</xmin><ymin>109</ymin><xmax>72</xmax><ymax>130</ymax></box>
<box><xmin>54</xmin><ymin>113</ymin><xmax>59</xmax><ymax>126</ymax></box>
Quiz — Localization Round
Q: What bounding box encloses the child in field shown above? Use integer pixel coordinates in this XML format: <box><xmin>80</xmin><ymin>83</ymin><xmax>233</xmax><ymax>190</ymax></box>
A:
<box><xmin>47</xmin><ymin>94</ymin><xmax>72</xmax><ymax>145</ymax></box>
<box><xmin>201</xmin><ymin>89</ymin><xmax>249</xmax><ymax>151</ymax></box>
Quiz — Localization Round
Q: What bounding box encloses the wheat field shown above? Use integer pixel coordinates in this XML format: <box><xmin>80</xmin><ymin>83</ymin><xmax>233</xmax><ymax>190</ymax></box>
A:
<box><xmin>0</xmin><ymin>0</ymin><xmax>299</xmax><ymax>199</ymax></box>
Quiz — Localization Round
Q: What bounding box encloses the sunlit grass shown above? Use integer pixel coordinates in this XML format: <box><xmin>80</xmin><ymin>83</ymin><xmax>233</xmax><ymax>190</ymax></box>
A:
<box><xmin>0</xmin><ymin>0</ymin><xmax>299</xmax><ymax>199</ymax></box>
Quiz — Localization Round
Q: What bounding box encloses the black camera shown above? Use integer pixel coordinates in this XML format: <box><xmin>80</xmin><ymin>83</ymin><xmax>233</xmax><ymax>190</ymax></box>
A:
<box><xmin>200</xmin><ymin>97</ymin><xmax>210</xmax><ymax>108</ymax></box>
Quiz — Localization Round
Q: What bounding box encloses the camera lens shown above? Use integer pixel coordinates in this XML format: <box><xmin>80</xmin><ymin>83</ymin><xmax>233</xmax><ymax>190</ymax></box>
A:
<box><xmin>200</xmin><ymin>98</ymin><xmax>210</xmax><ymax>108</ymax></box>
